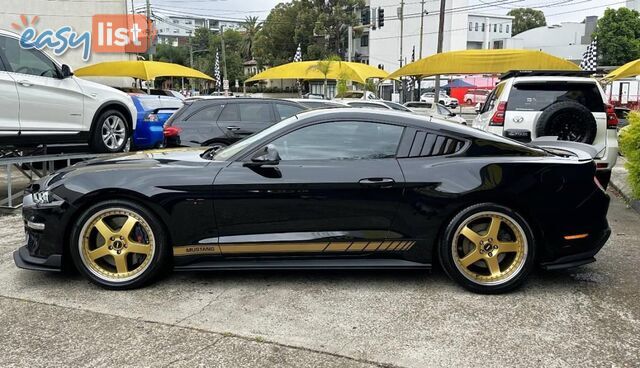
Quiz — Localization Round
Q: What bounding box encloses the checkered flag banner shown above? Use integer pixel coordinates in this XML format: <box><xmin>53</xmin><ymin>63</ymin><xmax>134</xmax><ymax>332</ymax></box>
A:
<box><xmin>214</xmin><ymin>50</ymin><xmax>221</xmax><ymax>91</ymax></box>
<box><xmin>580</xmin><ymin>38</ymin><xmax>597</xmax><ymax>72</ymax></box>
<box><xmin>293</xmin><ymin>43</ymin><xmax>302</xmax><ymax>62</ymax></box>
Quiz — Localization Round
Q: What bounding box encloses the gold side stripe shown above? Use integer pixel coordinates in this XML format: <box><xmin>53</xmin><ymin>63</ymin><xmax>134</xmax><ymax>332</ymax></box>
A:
<box><xmin>173</xmin><ymin>240</ymin><xmax>417</xmax><ymax>256</ymax></box>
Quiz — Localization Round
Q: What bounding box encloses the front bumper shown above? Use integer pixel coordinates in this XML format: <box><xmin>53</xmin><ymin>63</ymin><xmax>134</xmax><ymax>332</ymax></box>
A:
<box><xmin>13</xmin><ymin>245</ymin><xmax>62</xmax><ymax>272</ymax></box>
<box><xmin>539</xmin><ymin>227</ymin><xmax>611</xmax><ymax>270</ymax></box>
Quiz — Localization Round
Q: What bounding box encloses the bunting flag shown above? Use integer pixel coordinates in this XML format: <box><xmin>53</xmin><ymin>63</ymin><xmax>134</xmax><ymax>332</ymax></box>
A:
<box><xmin>579</xmin><ymin>38</ymin><xmax>597</xmax><ymax>72</ymax></box>
<box><xmin>214</xmin><ymin>49</ymin><xmax>221</xmax><ymax>91</ymax></box>
<box><xmin>293</xmin><ymin>43</ymin><xmax>302</xmax><ymax>62</ymax></box>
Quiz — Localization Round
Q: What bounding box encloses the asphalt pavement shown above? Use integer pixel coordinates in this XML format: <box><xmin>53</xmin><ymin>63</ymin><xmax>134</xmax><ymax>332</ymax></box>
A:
<box><xmin>0</xmin><ymin>189</ymin><xmax>638</xmax><ymax>367</ymax></box>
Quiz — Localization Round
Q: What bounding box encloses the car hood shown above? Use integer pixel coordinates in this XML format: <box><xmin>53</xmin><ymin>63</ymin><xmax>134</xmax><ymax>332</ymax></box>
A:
<box><xmin>44</xmin><ymin>147</ymin><xmax>221</xmax><ymax>188</ymax></box>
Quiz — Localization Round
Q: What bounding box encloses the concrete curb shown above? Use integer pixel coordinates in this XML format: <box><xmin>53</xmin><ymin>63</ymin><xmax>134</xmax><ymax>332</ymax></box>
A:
<box><xmin>609</xmin><ymin>156</ymin><xmax>640</xmax><ymax>213</ymax></box>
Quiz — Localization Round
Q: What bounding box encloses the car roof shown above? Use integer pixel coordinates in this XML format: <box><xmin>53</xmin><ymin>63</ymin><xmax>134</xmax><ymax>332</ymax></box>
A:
<box><xmin>344</xmin><ymin>100</ymin><xmax>389</xmax><ymax>106</ymax></box>
<box><xmin>510</xmin><ymin>76</ymin><xmax>599</xmax><ymax>84</ymax></box>
<box><xmin>188</xmin><ymin>97</ymin><xmax>305</xmax><ymax>107</ymax></box>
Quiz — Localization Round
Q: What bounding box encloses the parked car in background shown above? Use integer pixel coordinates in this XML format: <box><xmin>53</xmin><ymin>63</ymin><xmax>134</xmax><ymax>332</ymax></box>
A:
<box><xmin>149</xmin><ymin>89</ymin><xmax>185</xmax><ymax>100</ymax></box>
<box><xmin>126</xmin><ymin>93</ymin><xmax>183</xmax><ymax>150</ymax></box>
<box><xmin>615</xmin><ymin>107</ymin><xmax>631</xmax><ymax>130</ymax></box>
<box><xmin>164</xmin><ymin>98</ymin><xmax>306</xmax><ymax>150</ymax></box>
<box><xmin>404</xmin><ymin>102</ymin><xmax>467</xmax><ymax>125</ymax></box>
<box><xmin>463</xmin><ymin>89</ymin><xmax>491</xmax><ymax>105</ymax></box>
<box><xmin>344</xmin><ymin>100</ymin><xmax>412</xmax><ymax>112</ymax></box>
<box><xmin>472</xmin><ymin>70</ymin><xmax>618</xmax><ymax>186</ymax></box>
<box><xmin>420</xmin><ymin>92</ymin><xmax>459</xmax><ymax>108</ymax></box>
<box><xmin>334</xmin><ymin>90</ymin><xmax>378</xmax><ymax>100</ymax></box>
<box><xmin>0</xmin><ymin>30</ymin><xmax>136</xmax><ymax>153</ymax></box>
<box><xmin>287</xmin><ymin>98</ymin><xmax>349</xmax><ymax>109</ymax></box>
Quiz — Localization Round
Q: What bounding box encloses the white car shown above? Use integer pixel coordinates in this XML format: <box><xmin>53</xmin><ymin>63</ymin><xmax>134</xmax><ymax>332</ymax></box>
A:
<box><xmin>472</xmin><ymin>71</ymin><xmax>619</xmax><ymax>186</ymax></box>
<box><xmin>463</xmin><ymin>89</ymin><xmax>491</xmax><ymax>105</ymax></box>
<box><xmin>0</xmin><ymin>30</ymin><xmax>137</xmax><ymax>153</ymax></box>
<box><xmin>344</xmin><ymin>100</ymin><xmax>413</xmax><ymax>113</ymax></box>
<box><xmin>404</xmin><ymin>101</ymin><xmax>467</xmax><ymax>125</ymax></box>
<box><xmin>420</xmin><ymin>92</ymin><xmax>459</xmax><ymax>108</ymax></box>
<box><xmin>334</xmin><ymin>90</ymin><xmax>378</xmax><ymax>100</ymax></box>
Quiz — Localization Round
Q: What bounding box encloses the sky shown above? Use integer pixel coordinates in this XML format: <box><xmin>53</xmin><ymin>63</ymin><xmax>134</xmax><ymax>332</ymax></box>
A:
<box><xmin>137</xmin><ymin>0</ymin><xmax>627</xmax><ymax>24</ymax></box>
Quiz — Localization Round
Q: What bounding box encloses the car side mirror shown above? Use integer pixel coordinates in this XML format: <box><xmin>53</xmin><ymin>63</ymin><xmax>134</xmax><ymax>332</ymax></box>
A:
<box><xmin>60</xmin><ymin>64</ymin><xmax>74</xmax><ymax>78</ymax></box>
<box><xmin>248</xmin><ymin>144</ymin><xmax>280</xmax><ymax>165</ymax></box>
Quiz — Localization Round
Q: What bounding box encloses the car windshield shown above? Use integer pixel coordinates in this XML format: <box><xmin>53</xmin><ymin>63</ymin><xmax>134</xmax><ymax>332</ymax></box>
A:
<box><xmin>210</xmin><ymin>114</ymin><xmax>300</xmax><ymax>161</ymax></box>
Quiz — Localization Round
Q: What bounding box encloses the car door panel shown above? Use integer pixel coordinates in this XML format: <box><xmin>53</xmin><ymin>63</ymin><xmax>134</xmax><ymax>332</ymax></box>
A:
<box><xmin>216</xmin><ymin>102</ymin><xmax>275</xmax><ymax>140</ymax></box>
<box><xmin>0</xmin><ymin>71</ymin><xmax>19</xmax><ymax>134</ymax></box>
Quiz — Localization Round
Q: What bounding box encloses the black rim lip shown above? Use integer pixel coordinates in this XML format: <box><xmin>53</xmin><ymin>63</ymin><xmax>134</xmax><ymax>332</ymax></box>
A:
<box><xmin>546</xmin><ymin>113</ymin><xmax>589</xmax><ymax>142</ymax></box>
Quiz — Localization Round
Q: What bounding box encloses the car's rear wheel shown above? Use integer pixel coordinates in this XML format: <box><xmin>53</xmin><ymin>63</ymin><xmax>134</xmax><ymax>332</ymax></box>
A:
<box><xmin>70</xmin><ymin>200</ymin><xmax>169</xmax><ymax>289</ymax></box>
<box><xmin>439</xmin><ymin>203</ymin><xmax>535</xmax><ymax>294</ymax></box>
<box><xmin>466</xmin><ymin>99</ymin><xmax>472</xmax><ymax>105</ymax></box>
<box><xmin>91</xmin><ymin>110</ymin><xmax>130</xmax><ymax>153</ymax></box>
<box><xmin>206</xmin><ymin>141</ymin><xmax>228</xmax><ymax>152</ymax></box>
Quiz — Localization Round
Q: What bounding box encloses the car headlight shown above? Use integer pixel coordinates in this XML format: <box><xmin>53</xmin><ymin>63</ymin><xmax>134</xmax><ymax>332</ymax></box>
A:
<box><xmin>32</xmin><ymin>190</ymin><xmax>53</xmax><ymax>204</ymax></box>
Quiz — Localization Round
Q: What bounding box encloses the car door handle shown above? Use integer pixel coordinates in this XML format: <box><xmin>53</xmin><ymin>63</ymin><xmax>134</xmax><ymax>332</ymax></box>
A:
<box><xmin>359</xmin><ymin>178</ymin><xmax>396</xmax><ymax>186</ymax></box>
<box><xmin>17</xmin><ymin>80</ymin><xmax>32</xmax><ymax>87</ymax></box>
<box><xmin>226</xmin><ymin>126</ymin><xmax>241</xmax><ymax>131</ymax></box>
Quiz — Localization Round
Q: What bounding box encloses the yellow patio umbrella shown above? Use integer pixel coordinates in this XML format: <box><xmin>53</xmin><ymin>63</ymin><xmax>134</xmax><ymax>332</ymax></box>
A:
<box><xmin>74</xmin><ymin>60</ymin><xmax>213</xmax><ymax>81</ymax></box>
<box><xmin>245</xmin><ymin>60</ymin><xmax>389</xmax><ymax>84</ymax></box>
<box><xmin>388</xmin><ymin>49</ymin><xmax>580</xmax><ymax>79</ymax></box>
<box><xmin>603</xmin><ymin>59</ymin><xmax>640</xmax><ymax>81</ymax></box>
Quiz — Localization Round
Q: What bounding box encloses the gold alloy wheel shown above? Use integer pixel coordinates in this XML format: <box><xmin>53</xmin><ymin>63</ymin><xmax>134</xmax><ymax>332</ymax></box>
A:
<box><xmin>451</xmin><ymin>211</ymin><xmax>527</xmax><ymax>286</ymax></box>
<box><xmin>78</xmin><ymin>208</ymin><xmax>155</xmax><ymax>283</ymax></box>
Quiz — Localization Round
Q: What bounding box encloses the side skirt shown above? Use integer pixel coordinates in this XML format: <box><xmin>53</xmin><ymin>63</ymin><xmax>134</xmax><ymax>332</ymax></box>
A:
<box><xmin>174</xmin><ymin>258</ymin><xmax>431</xmax><ymax>272</ymax></box>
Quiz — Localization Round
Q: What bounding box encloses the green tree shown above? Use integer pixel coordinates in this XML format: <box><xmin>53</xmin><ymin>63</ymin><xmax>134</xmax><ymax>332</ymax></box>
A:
<box><xmin>507</xmin><ymin>8</ymin><xmax>546</xmax><ymax>36</ymax></box>
<box><xmin>206</xmin><ymin>29</ymin><xmax>246</xmax><ymax>87</ymax></box>
<box><xmin>593</xmin><ymin>8</ymin><xmax>640</xmax><ymax>66</ymax></box>
<box><xmin>619</xmin><ymin>112</ymin><xmax>640</xmax><ymax>198</ymax></box>
<box><xmin>312</xmin><ymin>0</ymin><xmax>364</xmax><ymax>55</ymax></box>
<box><xmin>153</xmin><ymin>44</ymin><xmax>189</xmax><ymax>65</ymax></box>
<box><xmin>241</xmin><ymin>16</ymin><xmax>263</xmax><ymax>61</ymax></box>
<box><xmin>307</xmin><ymin>55</ymin><xmax>342</xmax><ymax>97</ymax></box>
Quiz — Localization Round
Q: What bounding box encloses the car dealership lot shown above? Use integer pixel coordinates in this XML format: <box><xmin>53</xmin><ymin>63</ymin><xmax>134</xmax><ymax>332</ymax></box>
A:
<box><xmin>0</xmin><ymin>191</ymin><xmax>638</xmax><ymax>368</ymax></box>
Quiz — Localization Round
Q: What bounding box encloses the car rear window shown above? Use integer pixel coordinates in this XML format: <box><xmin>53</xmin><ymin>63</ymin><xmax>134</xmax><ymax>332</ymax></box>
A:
<box><xmin>507</xmin><ymin>82</ymin><xmax>604</xmax><ymax>112</ymax></box>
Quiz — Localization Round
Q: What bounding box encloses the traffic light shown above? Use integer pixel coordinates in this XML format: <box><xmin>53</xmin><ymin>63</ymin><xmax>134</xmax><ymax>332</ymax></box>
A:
<box><xmin>378</xmin><ymin>8</ymin><xmax>385</xmax><ymax>28</ymax></box>
<box><xmin>361</xmin><ymin>7</ymin><xmax>370</xmax><ymax>25</ymax></box>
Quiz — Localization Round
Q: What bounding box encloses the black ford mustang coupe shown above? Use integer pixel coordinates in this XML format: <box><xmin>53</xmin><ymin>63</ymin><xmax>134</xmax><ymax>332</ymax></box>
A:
<box><xmin>14</xmin><ymin>109</ymin><xmax>610</xmax><ymax>293</ymax></box>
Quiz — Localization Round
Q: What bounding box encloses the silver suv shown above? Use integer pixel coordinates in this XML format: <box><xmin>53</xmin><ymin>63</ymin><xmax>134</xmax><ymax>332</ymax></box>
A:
<box><xmin>473</xmin><ymin>71</ymin><xmax>619</xmax><ymax>186</ymax></box>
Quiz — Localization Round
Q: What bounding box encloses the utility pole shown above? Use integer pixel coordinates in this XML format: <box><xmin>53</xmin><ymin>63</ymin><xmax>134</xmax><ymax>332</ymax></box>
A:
<box><xmin>433</xmin><ymin>0</ymin><xmax>446</xmax><ymax>101</ymax></box>
<box><xmin>417</xmin><ymin>0</ymin><xmax>426</xmax><ymax>101</ymax></box>
<box><xmin>146</xmin><ymin>0</ymin><xmax>153</xmax><ymax>61</ymax></box>
<box><xmin>220</xmin><ymin>25</ymin><xmax>228</xmax><ymax>95</ymax></box>
<box><xmin>347</xmin><ymin>26</ymin><xmax>353</xmax><ymax>62</ymax></box>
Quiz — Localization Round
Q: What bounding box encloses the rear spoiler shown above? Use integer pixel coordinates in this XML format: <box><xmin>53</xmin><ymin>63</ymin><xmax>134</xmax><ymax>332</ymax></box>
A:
<box><xmin>531</xmin><ymin>136</ymin><xmax>601</xmax><ymax>160</ymax></box>
<box><xmin>149</xmin><ymin>107</ymin><xmax>179</xmax><ymax>114</ymax></box>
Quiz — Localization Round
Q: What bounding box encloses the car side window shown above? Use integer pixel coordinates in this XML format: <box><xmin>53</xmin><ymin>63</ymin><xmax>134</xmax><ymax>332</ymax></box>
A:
<box><xmin>186</xmin><ymin>105</ymin><xmax>224</xmax><ymax>122</ymax></box>
<box><xmin>218</xmin><ymin>104</ymin><xmax>240</xmax><ymax>121</ymax></box>
<box><xmin>0</xmin><ymin>35</ymin><xmax>58</xmax><ymax>78</ymax></box>
<box><xmin>437</xmin><ymin>105</ymin><xmax>450</xmax><ymax>115</ymax></box>
<box><xmin>239</xmin><ymin>103</ymin><xmax>272</xmax><ymax>122</ymax></box>
<box><xmin>275</xmin><ymin>103</ymin><xmax>304</xmax><ymax>120</ymax></box>
<box><xmin>269</xmin><ymin>121</ymin><xmax>404</xmax><ymax>161</ymax></box>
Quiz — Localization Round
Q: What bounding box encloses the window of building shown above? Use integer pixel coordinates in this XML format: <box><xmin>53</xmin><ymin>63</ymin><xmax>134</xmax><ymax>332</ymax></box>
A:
<box><xmin>506</xmin><ymin>24</ymin><xmax>510</xmax><ymax>33</ymax></box>
<box><xmin>499</xmin><ymin>24</ymin><xmax>503</xmax><ymax>32</ymax></box>
<box><xmin>469</xmin><ymin>22</ymin><xmax>473</xmax><ymax>31</ymax></box>
<box><xmin>475</xmin><ymin>23</ymin><xmax>478</xmax><ymax>31</ymax></box>
<box><xmin>482</xmin><ymin>23</ymin><xmax>485</xmax><ymax>32</ymax></box>
<box><xmin>172</xmin><ymin>20</ymin><xmax>178</xmax><ymax>24</ymax></box>
<box><xmin>493</xmin><ymin>24</ymin><xmax>497</xmax><ymax>32</ymax></box>
<box><xmin>360</xmin><ymin>34</ymin><xmax>369</xmax><ymax>47</ymax></box>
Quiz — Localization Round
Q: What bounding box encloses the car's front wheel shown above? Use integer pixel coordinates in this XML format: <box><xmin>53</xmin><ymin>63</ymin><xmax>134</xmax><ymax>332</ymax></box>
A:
<box><xmin>439</xmin><ymin>203</ymin><xmax>535</xmax><ymax>294</ymax></box>
<box><xmin>70</xmin><ymin>200</ymin><xmax>169</xmax><ymax>289</ymax></box>
<box><xmin>91</xmin><ymin>110</ymin><xmax>130</xmax><ymax>153</ymax></box>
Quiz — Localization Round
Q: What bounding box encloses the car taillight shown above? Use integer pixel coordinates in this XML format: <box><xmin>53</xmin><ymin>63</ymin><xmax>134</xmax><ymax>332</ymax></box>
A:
<box><xmin>489</xmin><ymin>101</ymin><xmax>507</xmax><ymax>126</ymax></box>
<box><xmin>163</xmin><ymin>126</ymin><xmax>182</xmax><ymax>137</ymax></box>
<box><xmin>605</xmin><ymin>104</ymin><xmax>618</xmax><ymax>129</ymax></box>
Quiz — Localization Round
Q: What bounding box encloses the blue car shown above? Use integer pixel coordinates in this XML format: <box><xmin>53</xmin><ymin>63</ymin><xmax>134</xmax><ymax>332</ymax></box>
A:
<box><xmin>127</xmin><ymin>93</ymin><xmax>183</xmax><ymax>149</ymax></box>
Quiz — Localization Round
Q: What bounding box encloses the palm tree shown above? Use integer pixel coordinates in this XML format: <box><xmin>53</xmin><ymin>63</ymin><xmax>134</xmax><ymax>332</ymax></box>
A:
<box><xmin>307</xmin><ymin>55</ymin><xmax>342</xmax><ymax>98</ymax></box>
<box><xmin>241</xmin><ymin>16</ymin><xmax>262</xmax><ymax>61</ymax></box>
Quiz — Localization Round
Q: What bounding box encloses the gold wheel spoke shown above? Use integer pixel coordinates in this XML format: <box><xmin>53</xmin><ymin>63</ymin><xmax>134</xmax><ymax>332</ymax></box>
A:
<box><xmin>498</xmin><ymin>241</ymin><xmax>520</xmax><ymax>253</ymax></box>
<box><xmin>487</xmin><ymin>216</ymin><xmax>501</xmax><ymax>239</ymax></box>
<box><xmin>113</xmin><ymin>254</ymin><xmax>128</xmax><ymax>274</ymax></box>
<box><xmin>485</xmin><ymin>257</ymin><xmax>501</xmax><ymax>277</ymax></box>
<box><xmin>119</xmin><ymin>216</ymin><xmax>139</xmax><ymax>239</ymax></box>
<box><xmin>88</xmin><ymin>246</ymin><xmax>111</xmax><ymax>261</ymax></box>
<box><xmin>94</xmin><ymin>219</ymin><xmax>115</xmax><ymax>240</ymax></box>
<box><xmin>459</xmin><ymin>249</ymin><xmax>482</xmax><ymax>268</ymax></box>
<box><xmin>460</xmin><ymin>226</ymin><xmax>482</xmax><ymax>245</ymax></box>
<box><xmin>127</xmin><ymin>241</ymin><xmax>151</xmax><ymax>255</ymax></box>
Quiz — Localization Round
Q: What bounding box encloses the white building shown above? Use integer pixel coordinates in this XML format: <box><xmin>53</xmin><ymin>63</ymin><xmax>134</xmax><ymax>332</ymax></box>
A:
<box><xmin>357</xmin><ymin>1</ymin><xmax>514</xmax><ymax>73</ymax></box>
<box><xmin>151</xmin><ymin>11</ymin><xmax>243</xmax><ymax>47</ymax></box>
<box><xmin>0</xmin><ymin>0</ymin><xmax>134</xmax><ymax>68</ymax></box>
<box><xmin>513</xmin><ymin>16</ymin><xmax>598</xmax><ymax>63</ymax></box>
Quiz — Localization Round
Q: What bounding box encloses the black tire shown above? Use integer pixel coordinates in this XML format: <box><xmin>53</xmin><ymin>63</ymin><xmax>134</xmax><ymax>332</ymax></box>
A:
<box><xmin>205</xmin><ymin>141</ymin><xmax>228</xmax><ymax>151</ymax></box>
<box><xmin>90</xmin><ymin>109</ymin><xmax>130</xmax><ymax>153</ymax></box>
<box><xmin>438</xmin><ymin>100</ymin><xmax>445</xmax><ymax>105</ymax></box>
<box><xmin>535</xmin><ymin>101</ymin><xmax>597</xmax><ymax>144</ymax></box>
<box><xmin>439</xmin><ymin>203</ymin><xmax>536</xmax><ymax>294</ymax></box>
<box><xmin>70</xmin><ymin>200</ymin><xmax>170</xmax><ymax>289</ymax></box>
<box><xmin>465</xmin><ymin>99</ymin><xmax>472</xmax><ymax>105</ymax></box>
